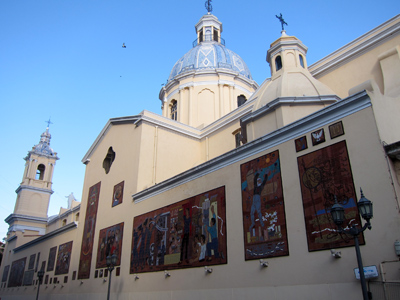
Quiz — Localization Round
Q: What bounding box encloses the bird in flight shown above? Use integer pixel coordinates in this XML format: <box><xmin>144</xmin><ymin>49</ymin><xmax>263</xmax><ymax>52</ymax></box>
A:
<box><xmin>122</xmin><ymin>43</ymin><xmax>126</xmax><ymax>48</ymax></box>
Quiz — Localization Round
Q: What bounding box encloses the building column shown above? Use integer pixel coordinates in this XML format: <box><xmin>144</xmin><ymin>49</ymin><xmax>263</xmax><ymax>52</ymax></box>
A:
<box><xmin>188</xmin><ymin>86</ymin><xmax>193</xmax><ymax>126</ymax></box>
<box><xmin>229</xmin><ymin>85</ymin><xmax>235</xmax><ymax>112</ymax></box>
<box><xmin>219</xmin><ymin>83</ymin><xmax>224</xmax><ymax>118</ymax></box>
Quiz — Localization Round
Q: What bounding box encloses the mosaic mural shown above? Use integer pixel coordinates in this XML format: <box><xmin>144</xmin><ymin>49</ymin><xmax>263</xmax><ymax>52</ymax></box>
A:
<box><xmin>297</xmin><ymin>140</ymin><xmax>364</xmax><ymax>251</ymax></box>
<box><xmin>240</xmin><ymin>150</ymin><xmax>289</xmax><ymax>260</ymax></box>
<box><xmin>55</xmin><ymin>241</ymin><xmax>73</xmax><ymax>275</ymax></box>
<box><xmin>130</xmin><ymin>186</ymin><xmax>227</xmax><ymax>273</ymax></box>
<box><xmin>23</xmin><ymin>270</ymin><xmax>34</xmax><ymax>286</ymax></box>
<box><xmin>78</xmin><ymin>182</ymin><xmax>101</xmax><ymax>279</ymax></box>
<box><xmin>112</xmin><ymin>181</ymin><xmax>124</xmax><ymax>207</ymax></box>
<box><xmin>8</xmin><ymin>257</ymin><xmax>26</xmax><ymax>287</ymax></box>
<box><xmin>96</xmin><ymin>222</ymin><xmax>124</xmax><ymax>268</ymax></box>
<box><xmin>47</xmin><ymin>246</ymin><xmax>57</xmax><ymax>271</ymax></box>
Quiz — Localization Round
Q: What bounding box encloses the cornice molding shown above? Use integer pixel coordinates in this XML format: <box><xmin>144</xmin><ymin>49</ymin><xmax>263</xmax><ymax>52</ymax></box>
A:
<box><xmin>15</xmin><ymin>185</ymin><xmax>54</xmax><ymax>195</ymax></box>
<box><xmin>132</xmin><ymin>91</ymin><xmax>371</xmax><ymax>203</ymax></box>
<box><xmin>241</xmin><ymin>95</ymin><xmax>340</xmax><ymax>124</ymax></box>
<box><xmin>5</xmin><ymin>213</ymin><xmax>48</xmax><ymax>225</ymax></box>
<box><xmin>309</xmin><ymin>14</ymin><xmax>400</xmax><ymax>78</ymax></box>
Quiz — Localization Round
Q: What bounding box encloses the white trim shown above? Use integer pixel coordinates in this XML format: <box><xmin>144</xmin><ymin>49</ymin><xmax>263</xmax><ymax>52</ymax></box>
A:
<box><xmin>13</xmin><ymin>222</ymin><xmax>78</xmax><ymax>253</ymax></box>
<box><xmin>7</xmin><ymin>224</ymin><xmax>46</xmax><ymax>236</ymax></box>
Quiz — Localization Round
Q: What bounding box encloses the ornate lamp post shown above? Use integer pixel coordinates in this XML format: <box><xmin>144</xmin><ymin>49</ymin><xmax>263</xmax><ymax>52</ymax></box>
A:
<box><xmin>36</xmin><ymin>269</ymin><xmax>45</xmax><ymax>300</ymax></box>
<box><xmin>330</xmin><ymin>189</ymin><xmax>373</xmax><ymax>300</ymax></box>
<box><xmin>106</xmin><ymin>253</ymin><xmax>118</xmax><ymax>300</ymax></box>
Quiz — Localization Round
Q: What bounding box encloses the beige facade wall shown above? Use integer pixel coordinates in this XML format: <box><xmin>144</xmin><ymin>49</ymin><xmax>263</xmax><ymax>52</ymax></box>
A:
<box><xmin>2</xmin><ymin>101</ymin><xmax>399</xmax><ymax>300</ymax></box>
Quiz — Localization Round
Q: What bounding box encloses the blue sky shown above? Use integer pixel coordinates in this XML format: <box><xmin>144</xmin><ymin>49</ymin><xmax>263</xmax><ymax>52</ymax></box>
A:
<box><xmin>0</xmin><ymin>0</ymin><xmax>398</xmax><ymax>239</ymax></box>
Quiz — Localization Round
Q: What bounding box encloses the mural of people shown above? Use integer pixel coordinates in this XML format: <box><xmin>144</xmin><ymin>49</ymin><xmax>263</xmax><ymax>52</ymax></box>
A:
<box><xmin>130</xmin><ymin>186</ymin><xmax>227</xmax><ymax>274</ymax></box>
<box><xmin>96</xmin><ymin>222</ymin><xmax>124</xmax><ymax>268</ymax></box>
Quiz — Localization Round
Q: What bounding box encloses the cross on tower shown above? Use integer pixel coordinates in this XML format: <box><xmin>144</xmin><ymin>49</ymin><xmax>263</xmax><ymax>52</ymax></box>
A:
<box><xmin>205</xmin><ymin>0</ymin><xmax>212</xmax><ymax>13</ymax></box>
<box><xmin>275</xmin><ymin>13</ymin><xmax>288</xmax><ymax>31</ymax></box>
<box><xmin>45</xmin><ymin>118</ymin><xmax>53</xmax><ymax>128</ymax></box>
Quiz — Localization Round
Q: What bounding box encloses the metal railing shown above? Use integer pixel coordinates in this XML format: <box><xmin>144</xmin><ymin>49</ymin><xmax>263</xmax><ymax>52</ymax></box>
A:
<box><xmin>192</xmin><ymin>35</ymin><xmax>225</xmax><ymax>47</ymax></box>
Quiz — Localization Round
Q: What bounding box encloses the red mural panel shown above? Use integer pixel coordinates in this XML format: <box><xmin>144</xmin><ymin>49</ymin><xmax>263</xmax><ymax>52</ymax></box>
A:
<box><xmin>55</xmin><ymin>241</ymin><xmax>73</xmax><ymax>275</ymax></box>
<box><xmin>297</xmin><ymin>140</ymin><xmax>364</xmax><ymax>251</ymax></box>
<box><xmin>78</xmin><ymin>182</ymin><xmax>101</xmax><ymax>279</ymax></box>
<box><xmin>96</xmin><ymin>222</ymin><xmax>124</xmax><ymax>268</ymax></box>
<box><xmin>8</xmin><ymin>257</ymin><xmax>26</xmax><ymax>287</ymax></box>
<box><xmin>130</xmin><ymin>186</ymin><xmax>227</xmax><ymax>273</ymax></box>
<box><xmin>240</xmin><ymin>150</ymin><xmax>289</xmax><ymax>260</ymax></box>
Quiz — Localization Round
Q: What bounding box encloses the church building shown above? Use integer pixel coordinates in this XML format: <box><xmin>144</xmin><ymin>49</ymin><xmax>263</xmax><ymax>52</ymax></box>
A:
<box><xmin>1</xmin><ymin>7</ymin><xmax>400</xmax><ymax>300</ymax></box>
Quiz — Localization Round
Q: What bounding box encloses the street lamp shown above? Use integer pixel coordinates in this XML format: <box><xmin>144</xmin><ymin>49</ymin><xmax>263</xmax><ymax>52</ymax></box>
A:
<box><xmin>106</xmin><ymin>253</ymin><xmax>118</xmax><ymax>300</ymax></box>
<box><xmin>330</xmin><ymin>189</ymin><xmax>373</xmax><ymax>300</ymax></box>
<box><xmin>36</xmin><ymin>269</ymin><xmax>45</xmax><ymax>300</ymax></box>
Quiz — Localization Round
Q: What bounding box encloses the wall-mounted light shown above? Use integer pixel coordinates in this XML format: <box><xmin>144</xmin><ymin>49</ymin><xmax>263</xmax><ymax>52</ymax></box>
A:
<box><xmin>330</xmin><ymin>249</ymin><xmax>342</xmax><ymax>258</ymax></box>
<box><xmin>204</xmin><ymin>266</ymin><xmax>213</xmax><ymax>274</ymax></box>
<box><xmin>134</xmin><ymin>274</ymin><xmax>139</xmax><ymax>281</ymax></box>
<box><xmin>80</xmin><ymin>281</ymin><xmax>84</xmax><ymax>285</ymax></box>
<box><xmin>164</xmin><ymin>271</ymin><xmax>171</xmax><ymax>278</ymax></box>
<box><xmin>394</xmin><ymin>240</ymin><xmax>400</xmax><ymax>256</ymax></box>
<box><xmin>259</xmin><ymin>259</ymin><xmax>268</xmax><ymax>268</ymax></box>
<box><xmin>103</xmin><ymin>279</ymin><xmax>107</xmax><ymax>283</ymax></box>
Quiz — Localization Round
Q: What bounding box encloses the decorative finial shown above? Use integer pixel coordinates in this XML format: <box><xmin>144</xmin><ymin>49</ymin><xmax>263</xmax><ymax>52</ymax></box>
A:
<box><xmin>45</xmin><ymin>118</ymin><xmax>53</xmax><ymax>128</ymax></box>
<box><xmin>275</xmin><ymin>13</ymin><xmax>288</xmax><ymax>31</ymax></box>
<box><xmin>205</xmin><ymin>0</ymin><xmax>212</xmax><ymax>13</ymax></box>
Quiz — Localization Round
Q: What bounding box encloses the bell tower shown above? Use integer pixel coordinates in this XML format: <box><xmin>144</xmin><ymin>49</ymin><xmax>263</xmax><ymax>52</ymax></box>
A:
<box><xmin>5</xmin><ymin>126</ymin><xmax>59</xmax><ymax>238</ymax></box>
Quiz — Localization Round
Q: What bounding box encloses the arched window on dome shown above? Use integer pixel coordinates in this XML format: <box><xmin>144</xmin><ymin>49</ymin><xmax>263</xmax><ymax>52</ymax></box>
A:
<box><xmin>36</xmin><ymin>164</ymin><xmax>45</xmax><ymax>180</ymax></box>
<box><xmin>237</xmin><ymin>95</ymin><xmax>247</xmax><ymax>107</ymax></box>
<box><xmin>299</xmin><ymin>54</ymin><xmax>305</xmax><ymax>68</ymax></box>
<box><xmin>170</xmin><ymin>100</ymin><xmax>178</xmax><ymax>121</ymax></box>
<box><xmin>199</xmin><ymin>31</ymin><xmax>203</xmax><ymax>43</ymax></box>
<box><xmin>275</xmin><ymin>56</ymin><xmax>282</xmax><ymax>71</ymax></box>
<box><xmin>213</xmin><ymin>28</ymin><xmax>218</xmax><ymax>42</ymax></box>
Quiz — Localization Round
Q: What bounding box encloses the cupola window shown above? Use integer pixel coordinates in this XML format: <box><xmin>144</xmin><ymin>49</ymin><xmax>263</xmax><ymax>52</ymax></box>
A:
<box><xmin>213</xmin><ymin>28</ymin><xmax>218</xmax><ymax>42</ymax></box>
<box><xmin>237</xmin><ymin>95</ymin><xmax>247</xmax><ymax>107</ymax></box>
<box><xmin>103</xmin><ymin>147</ymin><xmax>116</xmax><ymax>174</ymax></box>
<box><xmin>170</xmin><ymin>100</ymin><xmax>178</xmax><ymax>121</ymax></box>
<box><xmin>199</xmin><ymin>31</ymin><xmax>203</xmax><ymax>43</ymax></box>
<box><xmin>299</xmin><ymin>54</ymin><xmax>305</xmax><ymax>68</ymax></box>
<box><xmin>35</xmin><ymin>164</ymin><xmax>45</xmax><ymax>180</ymax></box>
<box><xmin>275</xmin><ymin>56</ymin><xmax>282</xmax><ymax>71</ymax></box>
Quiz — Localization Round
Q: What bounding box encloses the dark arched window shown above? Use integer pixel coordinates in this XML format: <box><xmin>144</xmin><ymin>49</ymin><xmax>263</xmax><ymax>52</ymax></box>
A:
<box><xmin>299</xmin><ymin>54</ymin><xmax>305</xmax><ymax>68</ymax></box>
<box><xmin>237</xmin><ymin>95</ymin><xmax>247</xmax><ymax>107</ymax></box>
<box><xmin>199</xmin><ymin>31</ymin><xmax>203</xmax><ymax>43</ymax></box>
<box><xmin>170</xmin><ymin>100</ymin><xmax>178</xmax><ymax>121</ymax></box>
<box><xmin>275</xmin><ymin>56</ymin><xmax>282</xmax><ymax>71</ymax></box>
<box><xmin>35</xmin><ymin>164</ymin><xmax>45</xmax><ymax>180</ymax></box>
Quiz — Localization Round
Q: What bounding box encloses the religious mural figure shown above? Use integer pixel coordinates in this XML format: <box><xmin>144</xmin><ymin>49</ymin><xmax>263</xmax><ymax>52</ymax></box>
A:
<box><xmin>78</xmin><ymin>182</ymin><xmax>101</xmax><ymax>279</ymax></box>
<box><xmin>96</xmin><ymin>223</ymin><xmax>124</xmax><ymax>268</ymax></box>
<box><xmin>130</xmin><ymin>186</ymin><xmax>227</xmax><ymax>274</ymax></box>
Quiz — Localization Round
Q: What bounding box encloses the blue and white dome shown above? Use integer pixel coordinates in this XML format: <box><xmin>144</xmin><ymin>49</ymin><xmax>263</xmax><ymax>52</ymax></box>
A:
<box><xmin>167</xmin><ymin>42</ymin><xmax>253</xmax><ymax>83</ymax></box>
